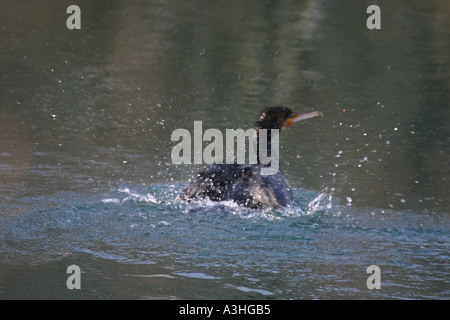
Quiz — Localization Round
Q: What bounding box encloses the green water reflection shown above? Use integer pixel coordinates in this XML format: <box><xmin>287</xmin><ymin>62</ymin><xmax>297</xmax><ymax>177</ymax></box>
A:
<box><xmin>1</xmin><ymin>0</ymin><xmax>449</xmax><ymax>212</ymax></box>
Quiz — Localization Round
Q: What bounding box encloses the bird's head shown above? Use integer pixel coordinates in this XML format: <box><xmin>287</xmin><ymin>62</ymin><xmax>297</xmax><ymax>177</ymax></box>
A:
<box><xmin>255</xmin><ymin>106</ymin><xmax>323</xmax><ymax>130</ymax></box>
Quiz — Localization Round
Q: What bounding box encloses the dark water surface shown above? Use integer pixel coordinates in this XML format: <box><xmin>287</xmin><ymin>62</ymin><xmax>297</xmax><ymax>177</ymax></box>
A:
<box><xmin>1</xmin><ymin>0</ymin><xmax>449</xmax><ymax>299</ymax></box>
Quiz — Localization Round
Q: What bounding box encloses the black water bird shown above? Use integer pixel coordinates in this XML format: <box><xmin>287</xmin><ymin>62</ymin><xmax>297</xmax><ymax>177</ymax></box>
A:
<box><xmin>177</xmin><ymin>106</ymin><xmax>323</xmax><ymax>209</ymax></box>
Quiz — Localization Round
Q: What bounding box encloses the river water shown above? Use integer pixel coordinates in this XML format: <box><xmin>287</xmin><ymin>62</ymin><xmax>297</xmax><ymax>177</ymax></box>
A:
<box><xmin>0</xmin><ymin>0</ymin><xmax>449</xmax><ymax>299</ymax></box>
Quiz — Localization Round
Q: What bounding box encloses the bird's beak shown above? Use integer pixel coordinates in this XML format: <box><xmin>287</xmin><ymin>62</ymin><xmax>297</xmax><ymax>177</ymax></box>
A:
<box><xmin>284</xmin><ymin>111</ymin><xmax>323</xmax><ymax>127</ymax></box>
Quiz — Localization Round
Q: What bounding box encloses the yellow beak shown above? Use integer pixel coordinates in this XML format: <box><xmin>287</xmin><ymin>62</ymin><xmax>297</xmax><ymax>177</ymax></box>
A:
<box><xmin>285</xmin><ymin>111</ymin><xmax>323</xmax><ymax>127</ymax></box>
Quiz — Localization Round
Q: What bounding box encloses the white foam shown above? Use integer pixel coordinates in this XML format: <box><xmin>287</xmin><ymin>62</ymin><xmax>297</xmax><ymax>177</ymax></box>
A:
<box><xmin>101</xmin><ymin>198</ymin><xmax>121</xmax><ymax>204</ymax></box>
<box><xmin>119</xmin><ymin>187</ymin><xmax>158</xmax><ymax>203</ymax></box>
<box><xmin>306</xmin><ymin>192</ymin><xmax>333</xmax><ymax>214</ymax></box>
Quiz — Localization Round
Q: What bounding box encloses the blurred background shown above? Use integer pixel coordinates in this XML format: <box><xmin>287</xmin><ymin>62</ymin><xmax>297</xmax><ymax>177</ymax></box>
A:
<box><xmin>1</xmin><ymin>0</ymin><xmax>449</xmax><ymax>211</ymax></box>
<box><xmin>0</xmin><ymin>0</ymin><xmax>449</xmax><ymax>299</ymax></box>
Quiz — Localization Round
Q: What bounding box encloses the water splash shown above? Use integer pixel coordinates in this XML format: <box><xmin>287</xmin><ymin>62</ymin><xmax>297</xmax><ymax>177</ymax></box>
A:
<box><xmin>305</xmin><ymin>191</ymin><xmax>334</xmax><ymax>214</ymax></box>
<box><xmin>100</xmin><ymin>183</ymin><xmax>330</xmax><ymax>223</ymax></box>
<box><xmin>101</xmin><ymin>187</ymin><xmax>159</xmax><ymax>204</ymax></box>
<box><xmin>119</xmin><ymin>187</ymin><xmax>158</xmax><ymax>203</ymax></box>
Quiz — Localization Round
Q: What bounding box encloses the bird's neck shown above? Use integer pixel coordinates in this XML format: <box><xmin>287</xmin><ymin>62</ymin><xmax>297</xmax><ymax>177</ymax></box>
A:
<box><xmin>255</xmin><ymin>126</ymin><xmax>278</xmax><ymax>166</ymax></box>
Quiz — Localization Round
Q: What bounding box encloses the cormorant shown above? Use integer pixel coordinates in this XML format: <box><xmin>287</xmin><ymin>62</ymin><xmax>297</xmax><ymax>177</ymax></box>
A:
<box><xmin>177</xmin><ymin>106</ymin><xmax>323</xmax><ymax>209</ymax></box>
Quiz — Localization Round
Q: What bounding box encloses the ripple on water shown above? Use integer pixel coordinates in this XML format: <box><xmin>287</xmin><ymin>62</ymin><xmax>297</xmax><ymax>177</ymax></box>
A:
<box><xmin>1</xmin><ymin>183</ymin><xmax>448</xmax><ymax>299</ymax></box>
